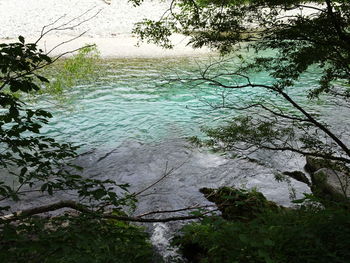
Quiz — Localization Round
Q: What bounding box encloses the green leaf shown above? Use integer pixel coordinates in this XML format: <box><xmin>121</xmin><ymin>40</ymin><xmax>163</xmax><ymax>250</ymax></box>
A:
<box><xmin>238</xmin><ymin>234</ymin><xmax>249</xmax><ymax>243</ymax></box>
<box><xmin>36</xmin><ymin>75</ymin><xmax>49</xmax><ymax>83</ymax></box>
<box><xmin>93</xmin><ymin>189</ymin><xmax>106</xmax><ymax>200</ymax></box>
<box><xmin>263</xmin><ymin>239</ymin><xmax>275</xmax><ymax>246</ymax></box>
<box><xmin>20</xmin><ymin>167</ymin><xmax>27</xmax><ymax>177</ymax></box>
<box><xmin>18</xmin><ymin>36</ymin><xmax>25</xmax><ymax>44</ymax></box>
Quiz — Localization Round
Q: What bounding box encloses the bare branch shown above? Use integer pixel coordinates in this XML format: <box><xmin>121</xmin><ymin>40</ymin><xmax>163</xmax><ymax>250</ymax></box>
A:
<box><xmin>1</xmin><ymin>200</ymin><xmax>211</xmax><ymax>223</ymax></box>
<box><xmin>183</xmin><ymin>68</ymin><xmax>350</xmax><ymax>158</ymax></box>
<box><xmin>35</xmin><ymin>7</ymin><xmax>102</xmax><ymax>45</ymax></box>
<box><xmin>46</xmin><ymin>31</ymin><xmax>89</xmax><ymax>55</ymax></box>
<box><xmin>135</xmin><ymin>204</ymin><xmax>215</xmax><ymax>218</ymax></box>
<box><xmin>133</xmin><ymin>160</ymin><xmax>188</xmax><ymax>197</ymax></box>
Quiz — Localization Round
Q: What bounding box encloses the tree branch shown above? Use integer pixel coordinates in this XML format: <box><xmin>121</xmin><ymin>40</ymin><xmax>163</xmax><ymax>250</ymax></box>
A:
<box><xmin>1</xmin><ymin>200</ymin><xmax>209</xmax><ymax>223</ymax></box>
<box><xmin>199</xmin><ymin>72</ymin><xmax>350</xmax><ymax>158</ymax></box>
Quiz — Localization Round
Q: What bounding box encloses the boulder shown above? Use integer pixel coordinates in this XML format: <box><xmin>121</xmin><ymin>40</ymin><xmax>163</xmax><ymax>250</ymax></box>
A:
<box><xmin>311</xmin><ymin>168</ymin><xmax>350</xmax><ymax>202</ymax></box>
<box><xmin>305</xmin><ymin>156</ymin><xmax>348</xmax><ymax>173</ymax></box>
<box><xmin>199</xmin><ymin>187</ymin><xmax>281</xmax><ymax>221</ymax></box>
<box><xmin>305</xmin><ymin>156</ymin><xmax>328</xmax><ymax>173</ymax></box>
<box><xmin>304</xmin><ymin>156</ymin><xmax>350</xmax><ymax>202</ymax></box>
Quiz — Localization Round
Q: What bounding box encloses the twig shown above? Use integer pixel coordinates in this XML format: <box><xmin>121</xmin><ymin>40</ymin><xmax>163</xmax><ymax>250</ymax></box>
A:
<box><xmin>133</xmin><ymin>159</ymin><xmax>189</xmax><ymax>197</ymax></box>
<box><xmin>46</xmin><ymin>31</ymin><xmax>88</xmax><ymax>55</ymax></box>
<box><xmin>135</xmin><ymin>204</ymin><xmax>215</xmax><ymax>218</ymax></box>
<box><xmin>35</xmin><ymin>7</ymin><xmax>102</xmax><ymax>45</ymax></box>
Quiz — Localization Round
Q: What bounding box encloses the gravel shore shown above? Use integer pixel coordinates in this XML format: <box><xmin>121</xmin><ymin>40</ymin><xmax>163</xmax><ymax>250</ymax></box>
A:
<box><xmin>0</xmin><ymin>0</ymin><xmax>209</xmax><ymax>57</ymax></box>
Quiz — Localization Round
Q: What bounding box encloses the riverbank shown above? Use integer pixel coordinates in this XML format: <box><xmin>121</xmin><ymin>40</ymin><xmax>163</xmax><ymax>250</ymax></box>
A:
<box><xmin>0</xmin><ymin>0</ymin><xmax>210</xmax><ymax>58</ymax></box>
<box><xmin>0</xmin><ymin>0</ymin><xmax>317</xmax><ymax>59</ymax></box>
<box><xmin>0</xmin><ymin>34</ymin><xmax>210</xmax><ymax>58</ymax></box>
<box><xmin>0</xmin><ymin>0</ymin><xmax>167</xmax><ymax>38</ymax></box>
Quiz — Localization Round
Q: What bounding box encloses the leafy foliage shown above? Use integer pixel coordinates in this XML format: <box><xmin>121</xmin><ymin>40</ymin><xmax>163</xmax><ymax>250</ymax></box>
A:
<box><xmin>37</xmin><ymin>45</ymin><xmax>101</xmax><ymax>101</ymax></box>
<box><xmin>131</xmin><ymin>0</ymin><xmax>350</xmax><ymax>168</ymax></box>
<box><xmin>0</xmin><ymin>214</ymin><xmax>154</xmax><ymax>263</ymax></box>
<box><xmin>0</xmin><ymin>37</ymin><xmax>131</xmax><ymax>211</ymax></box>
<box><xmin>0</xmin><ymin>37</ymin><xmax>155</xmax><ymax>262</ymax></box>
<box><xmin>173</xmin><ymin>188</ymin><xmax>350</xmax><ymax>263</ymax></box>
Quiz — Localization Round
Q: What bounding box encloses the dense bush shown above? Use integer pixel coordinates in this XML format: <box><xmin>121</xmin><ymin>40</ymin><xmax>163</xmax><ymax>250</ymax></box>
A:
<box><xmin>0</xmin><ymin>214</ymin><xmax>154</xmax><ymax>263</ymax></box>
<box><xmin>174</xmin><ymin>190</ymin><xmax>350</xmax><ymax>263</ymax></box>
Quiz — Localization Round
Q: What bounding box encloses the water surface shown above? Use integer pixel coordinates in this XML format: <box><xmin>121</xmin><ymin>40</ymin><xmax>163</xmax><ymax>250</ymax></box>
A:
<box><xmin>33</xmin><ymin>55</ymin><xmax>341</xmax><ymax>260</ymax></box>
<box><xmin>41</xmin><ymin>55</ymin><xmax>331</xmax><ymax>150</ymax></box>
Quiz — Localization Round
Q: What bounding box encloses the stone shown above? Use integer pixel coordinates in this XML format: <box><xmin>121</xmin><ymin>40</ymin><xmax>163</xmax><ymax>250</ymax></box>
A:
<box><xmin>312</xmin><ymin>168</ymin><xmax>350</xmax><ymax>202</ymax></box>
<box><xmin>199</xmin><ymin>187</ymin><xmax>281</xmax><ymax>221</ymax></box>
<box><xmin>305</xmin><ymin>156</ymin><xmax>328</xmax><ymax>173</ymax></box>
<box><xmin>304</xmin><ymin>156</ymin><xmax>350</xmax><ymax>202</ymax></box>
<box><xmin>283</xmin><ymin>171</ymin><xmax>310</xmax><ymax>185</ymax></box>
<box><xmin>305</xmin><ymin>156</ymin><xmax>348</xmax><ymax>174</ymax></box>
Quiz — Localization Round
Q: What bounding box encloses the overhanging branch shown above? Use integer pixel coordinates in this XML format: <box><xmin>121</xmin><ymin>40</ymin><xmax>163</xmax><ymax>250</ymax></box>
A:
<box><xmin>1</xmin><ymin>200</ymin><xmax>209</xmax><ymax>223</ymax></box>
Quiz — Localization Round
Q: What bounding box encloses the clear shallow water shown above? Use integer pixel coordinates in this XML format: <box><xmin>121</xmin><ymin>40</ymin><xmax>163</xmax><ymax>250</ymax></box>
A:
<box><xmin>33</xmin><ymin>54</ymin><xmax>323</xmax><ymax>212</ymax></box>
<box><xmin>41</xmin><ymin>57</ymin><xmax>233</xmax><ymax>149</ymax></box>
<box><xmin>40</xmin><ymin>55</ymin><xmax>327</xmax><ymax>151</ymax></box>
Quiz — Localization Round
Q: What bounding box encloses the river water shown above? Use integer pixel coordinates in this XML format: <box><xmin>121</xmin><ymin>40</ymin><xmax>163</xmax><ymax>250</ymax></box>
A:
<box><xmin>28</xmin><ymin>55</ymin><xmax>322</xmax><ymax>260</ymax></box>
<box><xmin>5</xmin><ymin>54</ymin><xmax>340</xmax><ymax>261</ymax></box>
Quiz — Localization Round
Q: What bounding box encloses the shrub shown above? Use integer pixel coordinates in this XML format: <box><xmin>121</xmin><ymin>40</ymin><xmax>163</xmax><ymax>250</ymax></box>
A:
<box><xmin>174</xmin><ymin>189</ymin><xmax>350</xmax><ymax>263</ymax></box>
<box><xmin>0</xmin><ymin>214</ymin><xmax>154</xmax><ymax>263</ymax></box>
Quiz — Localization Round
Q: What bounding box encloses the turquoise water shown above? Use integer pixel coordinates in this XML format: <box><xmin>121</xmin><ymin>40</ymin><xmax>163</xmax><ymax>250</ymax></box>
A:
<box><xmin>40</xmin><ymin>55</ymin><xmax>324</xmax><ymax>150</ymax></box>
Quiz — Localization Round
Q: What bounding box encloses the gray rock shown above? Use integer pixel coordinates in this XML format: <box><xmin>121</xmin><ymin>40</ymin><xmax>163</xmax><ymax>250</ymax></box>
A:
<box><xmin>312</xmin><ymin>168</ymin><xmax>350</xmax><ymax>201</ymax></box>
<box><xmin>305</xmin><ymin>156</ymin><xmax>350</xmax><ymax>201</ymax></box>
<box><xmin>305</xmin><ymin>156</ymin><xmax>348</xmax><ymax>174</ymax></box>
<box><xmin>305</xmin><ymin>156</ymin><xmax>330</xmax><ymax>173</ymax></box>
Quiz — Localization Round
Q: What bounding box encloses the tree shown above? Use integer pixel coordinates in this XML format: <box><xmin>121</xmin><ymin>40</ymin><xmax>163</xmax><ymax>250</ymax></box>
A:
<box><xmin>0</xmin><ymin>37</ymin><xmax>133</xmax><ymax>210</ymax></box>
<box><xmin>0</xmin><ymin>32</ymin><xmax>218</xmax><ymax>261</ymax></box>
<box><xmin>131</xmin><ymin>0</ymin><xmax>350</xmax><ymax>196</ymax></box>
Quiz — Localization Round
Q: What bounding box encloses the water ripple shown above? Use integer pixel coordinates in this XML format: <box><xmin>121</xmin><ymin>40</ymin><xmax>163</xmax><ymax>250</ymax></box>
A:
<box><xmin>38</xmin><ymin>56</ymin><xmax>332</xmax><ymax>151</ymax></box>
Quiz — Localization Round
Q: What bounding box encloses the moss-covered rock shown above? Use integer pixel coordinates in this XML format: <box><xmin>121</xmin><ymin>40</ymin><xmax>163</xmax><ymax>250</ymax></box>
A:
<box><xmin>305</xmin><ymin>156</ymin><xmax>350</xmax><ymax>203</ymax></box>
<box><xmin>311</xmin><ymin>168</ymin><xmax>350</xmax><ymax>202</ymax></box>
<box><xmin>199</xmin><ymin>187</ymin><xmax>281</xmax><ymax>221</ymax></box>
<box><xmin>305</xmin><ymin>156</ymin><xmax>349</xmax><ymax>174</ymax></box>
